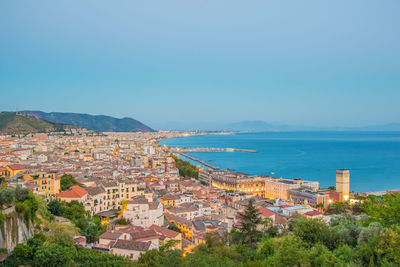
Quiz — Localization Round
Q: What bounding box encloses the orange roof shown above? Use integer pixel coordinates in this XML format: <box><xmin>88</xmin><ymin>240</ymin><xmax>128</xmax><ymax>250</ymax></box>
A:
<box><xmin>149</xmin><ymin>224</ymin><xmax>180</xmax><ymax>238</ymax></box>
<box><xmin>258</xmin><ymin>207</ymin><xmax>276</xmax><ymax>218</ymax></box>
<box><xmin>161</xmin><ymin>195</ymin><xmax>180</xmax><ymax>201</ymax></box>
<box><xmin>7</xmin><ymin>164</ymin><xmax>26</xmax><ymax>170</ymax></box>
<box><xmin>57</xmin><ymin>185</ymin><xmax>88</xmax><ymax>199</ymax></box>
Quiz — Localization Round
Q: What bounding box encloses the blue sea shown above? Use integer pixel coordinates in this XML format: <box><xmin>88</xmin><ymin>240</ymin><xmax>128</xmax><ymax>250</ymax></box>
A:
<box><xmin>160</xmin><ymin>132</ymin><xmax>400</xmax><ymax>192</ymax></box>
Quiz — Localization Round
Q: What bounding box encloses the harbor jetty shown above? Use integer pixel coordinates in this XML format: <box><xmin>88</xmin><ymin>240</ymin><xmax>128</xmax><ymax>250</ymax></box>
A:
<box><xmin>170</xmin><ymin>147</ymin><xmax>258</xmax><ymax>153</ymax></box>
<box><xmin>176</xmin><ymin>152</ymin><xmax>220</xmax><ymax>170</ymax></box>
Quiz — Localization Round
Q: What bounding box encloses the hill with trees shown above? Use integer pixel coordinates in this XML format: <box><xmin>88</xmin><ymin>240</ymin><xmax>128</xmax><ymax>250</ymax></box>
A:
<box><xmin>20</xmin><ymin>111</ymin><xmax>154</xmax><ymax>132</ymax></box>
<box><xmin>0</xmin><ymin>112</ymin><xmax>76</xmax><ymax>135</ymax></box>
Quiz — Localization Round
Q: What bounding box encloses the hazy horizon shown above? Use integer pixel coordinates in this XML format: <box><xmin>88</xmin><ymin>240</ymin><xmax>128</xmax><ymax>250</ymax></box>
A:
<box><xmin>1</xmin><ymin>1</ymin><xmax>399</xmax><ymax>127</ymax></box>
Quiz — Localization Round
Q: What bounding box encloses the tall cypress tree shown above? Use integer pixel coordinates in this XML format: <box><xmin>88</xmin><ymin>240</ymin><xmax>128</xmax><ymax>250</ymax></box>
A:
<box><xmin>238</xmin><ymin>198</ymin><xmax>262</xmax><ymax>247</ymax></box>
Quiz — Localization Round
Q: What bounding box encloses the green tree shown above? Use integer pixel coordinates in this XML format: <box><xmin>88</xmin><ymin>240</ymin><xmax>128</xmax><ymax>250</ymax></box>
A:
<box><xmin>27</xmin><ymin>233</ymin><xmax>46</xmax><ymax>253</ymax></box>
<box><xmin>62</xmin><ymin>200</ymin><xmax>87</xmax><ymax>221</ymax></box>
<box><xmin>330</xmin><ymin>214</ymin><xmax>362</xmax><ymax>247</ymax></box>
<box><xmin>0</xmin><ymin>187</ymin><xmax>15</xmax><ymax>207</ymax></box>
<box><xmin>334</xmin><ymin>245</ymin><xmax>355</xmax><ymax>264</ymax></box>
<box><xmin>48</xmin><ymin>199</ymin><xmax>63</xmax><ymax>216</ymax></box>
<box><xmin>376</xmin><ymin>225</ymin><xmax>400</xmax><ymax>265</ymax></box>
<box><xmin>85</xmin><ymin>223</ymin><xmax>100</xmax><ymax>243</ymax></box>
<box><xmin>262</xmin><ymin>217</ymin><xmax>279</xmax><ymax>238</ymax></box>
<box><xmin>46</xmin><ymin>222</ymin><xmax>79</xmax><ymax>248</ymax></box>
<box><xmin>6</xmin><ymin>243</ymin><xmax>33</xmax><ymax>266</ymax></box>
<box><xmin>24</xmin><ymin>192</ymin><xmax>39</xmax><ymax>221</ymax></box>
<box><xmin>310</xmin><ymin>243</ymin><xmax>341</xmax><ymax>266</ymax></box>
<box><xmin>205</xmin><ymin>231</ymin><xmax>223</xmax><ymax>248</ymax></box>
<box><xmin>362</xmin><ymin>193</ymin><xmax>400</xmax><ymax>226</ymax></box>
<box><xmin>15</xmin><ymin>185</ymin><xmax>29</xmax><ymax>202</ymax></box>
<box><xmin>237</xmin><ymin>199</ymin><xmax>262</xmax><ymax>247</ymax></box>
<box><xmin>267</xmin><ymin>236</ymin><xmax>310</xmax><ymax>267</ymax></box>
<box><xmin>291</xmin><ymin>217</ymin><xmax>334</xmax><ymax>248</ymax></box>
<box><xmin>356</xmin><ymin>222</ymin><xmax>383</xmax><ymax>266</ymax></box>
<box><xmin>60</xmin><ymin>174</ymin><xmax>79</xmax><ymax>191</ymax></box>
<box><xmin>325</xmin><ymin>201</ymin><xmax>350</xmax><ymax>214</ymax></box>
<box><xmin>33</xmin><ymin>245</ymin><xmax>76</xmax><ymax>267</ymax></box>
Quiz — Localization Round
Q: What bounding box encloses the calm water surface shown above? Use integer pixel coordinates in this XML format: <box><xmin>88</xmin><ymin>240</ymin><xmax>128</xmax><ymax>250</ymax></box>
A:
<box><xmin>160</xmin><ymin>132</ymin><xmax>400</xmax><ymax>192</ymax></box>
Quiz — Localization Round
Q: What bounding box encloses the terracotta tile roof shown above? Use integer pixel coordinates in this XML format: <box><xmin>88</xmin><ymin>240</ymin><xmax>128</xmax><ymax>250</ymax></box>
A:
<box><xmin>7</xmin><ymin>164</ymin><xmax>26</xmax><ymax>170</ymax></box>
<box><xmin>131</xmin><ymin>230</ymin><xmax>160</xmax><ymax>241</ymax></box>
<box><xmin>99</xmin><ymin>231</ymin><xmax>124</xmax><ymax>240</ymax></box>
<box><xmin>161</xmin><ymin>195</ymin><xmax>179</xmax><ymax>201</ymax></box>
<box><xmin>86</xmin><ymin>186</ymin><xmax>105</xmax><ymax>196</ymax></box>
<box><xmin>149</xmin><ymin>224</ymin><xmax>180</xmax><ymax>238</ymax></box>
<box><xmin>57</xmin><ymin>185</ymin><xmax>88</xmax><ymax>199</ymax></box>
<box><xmin>275</xmin><ymin>214</ymin><xmax>288</xmax><ymax>224</ymax></box>
<box><xmin>258</xmin><ymin>206</ymin><xmax>276</xmax><ymax>218</ymax></box>
<box><xmin>111</xmin><ymin>240</ymin><xmax>151</xmax><ymax>251</ymax></box>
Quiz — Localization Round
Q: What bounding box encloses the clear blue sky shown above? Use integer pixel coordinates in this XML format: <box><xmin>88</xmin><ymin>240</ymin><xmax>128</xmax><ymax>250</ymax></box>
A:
<box><xmin>0</xmin><ymin>0</ymin><xmax>399</xmax><ymax>128</ymax></box>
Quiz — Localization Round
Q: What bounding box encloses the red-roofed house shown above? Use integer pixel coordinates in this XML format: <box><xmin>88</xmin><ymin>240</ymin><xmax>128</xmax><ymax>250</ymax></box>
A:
<box><xmin>149</xmin><ymin>224</ymin><xmax>182</xmax><ymax>249</ymax></box>
<box><xmin>130</xmin><ymin>229</ymin><xmax>161</xmax><ymax>249</ymax></box>
<box><xmin>258</xmin><ymin>206</ymin><xmax>276</xmax><ymax>222</ymax></box>
<box><xmin>5</xmin><ymin>164</ymin><xmax>26</xmax><ymax>178</ymax></box>
<box><xmin>57</xmin><ymin>185</ymin><xmax>88</xmax><ymax>203</ymax></box>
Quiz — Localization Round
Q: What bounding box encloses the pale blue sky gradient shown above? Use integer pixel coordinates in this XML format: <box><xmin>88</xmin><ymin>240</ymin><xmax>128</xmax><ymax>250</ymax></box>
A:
<box><xmin>0</xmin><ymin>0</ymin><xmax>399</xmax><ymax>127</ymax></box>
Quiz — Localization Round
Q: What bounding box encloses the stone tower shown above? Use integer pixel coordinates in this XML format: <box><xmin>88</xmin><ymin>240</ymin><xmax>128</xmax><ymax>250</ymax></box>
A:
<box><xmin>336</xmin><ymin>169</ymin><xmax>350</xmax><ymax>200</ymax></box>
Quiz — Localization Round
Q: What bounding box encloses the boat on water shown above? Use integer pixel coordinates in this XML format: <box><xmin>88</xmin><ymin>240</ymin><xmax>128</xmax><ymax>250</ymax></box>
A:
<box><xmin>227</xmin><ymin>168</ymin><xmax>235</xmax><ymax>171</ymax></box>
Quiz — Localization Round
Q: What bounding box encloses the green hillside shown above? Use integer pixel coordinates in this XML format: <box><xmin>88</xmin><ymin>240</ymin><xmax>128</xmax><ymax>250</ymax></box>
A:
<box><xmin>21</xmin><ymin>111</ymin><xmax>154</xmax><ymax>132</ymax></box>
<box><xmin>0</xmin><ymin>112</ymin><xmax>70</xmax><ymax>135</ymax></box>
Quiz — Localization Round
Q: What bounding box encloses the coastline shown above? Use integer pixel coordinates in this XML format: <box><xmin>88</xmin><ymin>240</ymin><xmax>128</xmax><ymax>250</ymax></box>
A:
<box><xmin>158</xmin><ymin>131</ymin><xmax>400</xmax><ymax>193</ymax></box>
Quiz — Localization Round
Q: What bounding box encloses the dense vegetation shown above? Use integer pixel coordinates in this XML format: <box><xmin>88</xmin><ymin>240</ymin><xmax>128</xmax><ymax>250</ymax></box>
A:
<box><xmin>20</xmin><ymin>110</ymin><xmax>154</xmax><ymax>132</ymax></box>
<box><xmin>60</xmin><ymin>174</ymin><xmax>80</xmax><ymax>191</ymax></box>
<box><xmin>172</xmin><ymin>155</ymin><xmax>199</xmax><ymax>179</ymax></box>
<box><xmin>0</xmin><ymin>186</ymin><xmax>38</xmax><ymax>225</ymax></box>
<box><xmin>4</xmin><ymin>229</ymin><xmax>130</xmax><ymax>266</ymax></box>
<box><xmin>47</xmin><ymin>199</ymin><xmax>107</xmax><ymax>243</ymax></box>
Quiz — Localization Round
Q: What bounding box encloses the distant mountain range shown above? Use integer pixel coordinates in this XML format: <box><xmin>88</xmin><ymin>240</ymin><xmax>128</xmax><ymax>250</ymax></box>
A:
<box><xmin>20</xmin><ymin>111</ymin><xmax>154</xmax><ymax>132</ymax></box>
<box><xmin>152</xmin><ymin>120</ymin><xmax>400</xmax><ymax>132</ymax></box>
<box><xmin>0</xmin><ymin>112</ymin><xmax>75</xmax><ymax>135</ymax></box>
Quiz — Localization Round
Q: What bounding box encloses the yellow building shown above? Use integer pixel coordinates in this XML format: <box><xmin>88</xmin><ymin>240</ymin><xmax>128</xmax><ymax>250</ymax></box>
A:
<box><xmin>5</xmin><ymin>164</ymin><xmax>27</xmax><ymax>179</ymax></box>
<box><xmin>23</xmin><ymin>171</ymin><xmax>60</xmax><ymax>199</ymax></box>
<box><xmin>211</xmin><ymin>172</ymin><xmax>266</xmax><ymax>197</ymax></box>
<box><xmin>160</xmin><ymin>195</ymin><xmax>180</xmax><ymax>206</ymax></box>
<box><xmin>164</xmin><ymin>213</ymin><xmax>193</xmax><ymax>241</ymax></box>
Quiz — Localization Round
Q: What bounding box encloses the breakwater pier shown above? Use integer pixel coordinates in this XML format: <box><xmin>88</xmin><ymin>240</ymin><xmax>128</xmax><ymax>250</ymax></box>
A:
<box><xmin>175</xmin><ymin>152</ymin><xmax>220</xmax><ymax>170</ymax></box>
<box><xmin>170</xmin><ymin>147</ymin><xmax>258</xmax><ymax>153</ymax></box>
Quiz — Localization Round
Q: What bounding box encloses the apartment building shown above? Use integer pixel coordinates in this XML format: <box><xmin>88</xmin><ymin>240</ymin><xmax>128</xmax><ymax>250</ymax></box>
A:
<box><xmin>124</xmin><ymin>195</ymin><xmax>164</xmax><ymax>227</ymax></box>
<box><xmin>265</xmin><ymin>178</ymin><xmax>319</xmax><ymax>200</ymax></box>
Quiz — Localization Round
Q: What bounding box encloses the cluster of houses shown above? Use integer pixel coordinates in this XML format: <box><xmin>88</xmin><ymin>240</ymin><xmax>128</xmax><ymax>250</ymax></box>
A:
<box><xmin>0</xmin><ymin>132</ymin><xmax>330</xmax><ymax>260</ymax></box>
